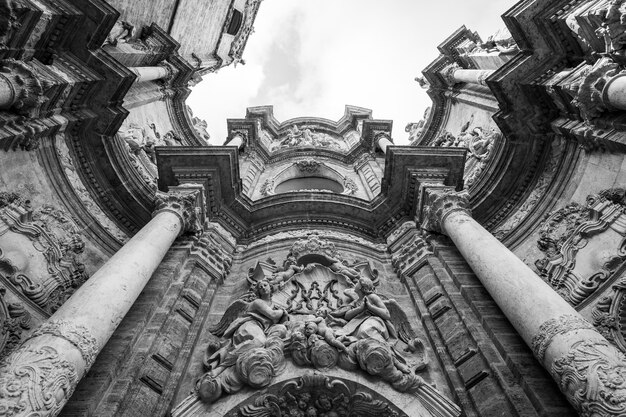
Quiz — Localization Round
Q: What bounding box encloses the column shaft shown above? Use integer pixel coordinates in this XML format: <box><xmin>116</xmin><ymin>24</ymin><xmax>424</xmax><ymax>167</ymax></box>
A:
<box><xmin>0</xmin><ymin>191</ymin><xmax>199</xmax><ymax>417</ymax></box>
<box><xmin>377</xmin><ymin>135</ymin><xmax>393</xmax><ymax>153</ymax></box>
<box><xmin>452</xmin><ymin>69</ymin><xmax>494</xmax><ymax>86</ymax></box>
<box><xmin>425</xmin><ymin>189</ymin><xmax>626</xmax><ymax>416</ymax></box>
<box><xmin>130</xmin><ymin>66</ymin><xmax>171</xmax><ymax>83</ymax></box>
<box><xmin>603</xmin><ymin>73</ymin><xmax>626</xmax><ymax>111</ymax></box>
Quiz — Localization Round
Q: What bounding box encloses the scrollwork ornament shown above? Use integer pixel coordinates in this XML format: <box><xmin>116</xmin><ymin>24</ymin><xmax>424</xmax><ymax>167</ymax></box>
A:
<box><xmin>0</xmin><ymin>346</ymin><xmax>78</xmax><ymax>416</ymax></box>
<box><xmin>421</xmin><ymin>189</ymin><xmax>471</xmax><ymax>235</ymax></box>
<box><xmin>553</xmin><ymin>339</ymin><xmax>626</xmax><ymax>416</ymax></box>
<box><xmin>153</xmin><ymin>191</ymin><xmax>201</xmax><ymax>234</ymax></box>
<box><xmin>28</xmin><ymin>320</ymin><xmax>98</xmax><ymax>367</ymax></box>
<box><xmin>531</xmin><ymin>314</ymin><xmax>594</xmax><ymax>362</ymax></box>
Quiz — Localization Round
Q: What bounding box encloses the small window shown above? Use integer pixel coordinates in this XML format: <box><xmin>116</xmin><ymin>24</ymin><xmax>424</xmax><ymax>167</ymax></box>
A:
<box><xmin>226</xmin><ymin>10</ymin><xmax>243</xmax><ymax>35</ymax></box>
<box><xmin>274</xmin><ymin>177</ymin><xmax>344</xmax><ymax>194</ymax></box>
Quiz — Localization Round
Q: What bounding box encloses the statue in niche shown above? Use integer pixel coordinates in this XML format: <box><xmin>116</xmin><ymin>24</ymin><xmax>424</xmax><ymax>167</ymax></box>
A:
<box><xmin>197</xmin><ymin>241</ymin><xmax>428</xmax><ymax>405</ymax></box>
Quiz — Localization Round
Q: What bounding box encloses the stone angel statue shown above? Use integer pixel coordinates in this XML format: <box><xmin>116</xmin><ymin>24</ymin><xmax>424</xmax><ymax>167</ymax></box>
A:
<box><xmin>198</xmin><ymin>279</ymin><xmax>289</xmax><ymax>403</ymax></box>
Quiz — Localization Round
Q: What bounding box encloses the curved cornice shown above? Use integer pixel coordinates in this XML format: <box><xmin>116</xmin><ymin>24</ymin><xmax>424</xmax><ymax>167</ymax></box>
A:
<box><xmin>156</xmin><ymin>146</ymin><xmax>466</xmax><ymax>244</ymax></box>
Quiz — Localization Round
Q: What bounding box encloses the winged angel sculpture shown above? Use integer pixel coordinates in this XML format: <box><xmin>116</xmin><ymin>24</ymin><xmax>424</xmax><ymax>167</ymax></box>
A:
<box><xmin>196</xmin><ymin>257</ymin><xmax>428</xmax><ymax>404</ymax></box>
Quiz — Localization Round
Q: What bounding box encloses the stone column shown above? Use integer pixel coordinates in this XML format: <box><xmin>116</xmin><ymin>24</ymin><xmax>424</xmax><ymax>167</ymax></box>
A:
<box><xmin>0</xmin><ymin>191</ymin><xmax>201</xmax><ymax>417</ymax></box>
<box><xmin>421</xmin><ymin>188</ymin><xmax>626</xmax><ymax>416</ymax></box>
<box><xmin>603</xmin><ymin>72</ymin><xmax>626</xmax><ymax>111</ymax></box>
<box><xmin>376</xmin><ymin>133</ymin><xmax>393</xmax><ymax>154</ymax></box>
<box><xmin>0</xmin><ymin>59</ymin><xmax>47</xmax><ymax>113</ymax></box>
<box><xmin>227</xmin><ymin>131</ymin><xmax>246</xmax><ymax>148</ymax></box>
<box><xmin>129</xmin><ymin>64</ymin><xmax>173</xmax><ymax>83</ymax></box>
<box><xmin>441</xmin><ymin>62</ymin><xmax>494</xmax><ymax>86</ymax></box>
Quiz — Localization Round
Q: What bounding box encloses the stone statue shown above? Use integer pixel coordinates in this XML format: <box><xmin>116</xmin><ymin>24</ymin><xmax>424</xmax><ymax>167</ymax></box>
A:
<box><xmin>104</xmin><ymin>20</ymin><xmax>135</xmax><ymax>46</ymax></box>
<box><xmin>199</xmin><ymin>278</ymin><xmax>288</xmax><ymax>402</ymax></box>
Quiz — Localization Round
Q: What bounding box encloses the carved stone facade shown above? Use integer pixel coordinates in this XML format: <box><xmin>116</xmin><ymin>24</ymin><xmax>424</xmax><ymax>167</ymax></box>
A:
<box><xmin>1</xmin><ymin>0</ymin><xmax>626</xmax><ymax>416</ymax></box>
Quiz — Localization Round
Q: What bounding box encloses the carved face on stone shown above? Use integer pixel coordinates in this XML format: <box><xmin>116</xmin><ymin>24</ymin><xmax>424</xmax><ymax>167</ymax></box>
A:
<box><xmin>356</xmin><ymin>277</ymin><xmax>375</xmax><ymax>296</ymax></box>
<box><xmin>304</xmin><ymin>322</ymin><xmax>317</xmax><ymax>337</ymax></box>
<box><xmin>256</xmin><ymin>280</ymin><xmax>272</xmax><ymax>298</ymax></box>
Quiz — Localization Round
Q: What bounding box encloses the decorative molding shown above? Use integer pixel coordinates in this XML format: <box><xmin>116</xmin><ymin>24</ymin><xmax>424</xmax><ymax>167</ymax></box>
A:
<box><xmin>552</xmin><ymin>339</ymin><xmax>626</xmax><ymax>416</ymax></box>
<box><xmin>0</xmin><ymin>346</ymin><xmax>78</xmax><ymax>416</ymax></box>
<box><xmin>421</xmin><ymin>189</ymin><xmax>471</xmax><ymax>235</ymax></box>
<box><xmin>531</xmin><ymin>314</ymin><xmax>594</xmax><ymax>362</ymax></box>
<box><xmin>28</xmin><ymin>320</ymin><xmax>98</xmax><ymax>367</ymax></box>
<box><xmin>391</xmin><ymin>234</ymin><xmax>434</xmax><ymax>275</ymax></box>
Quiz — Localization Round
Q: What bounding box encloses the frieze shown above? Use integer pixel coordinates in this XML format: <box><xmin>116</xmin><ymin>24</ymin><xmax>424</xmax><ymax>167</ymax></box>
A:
<box><xmin>27</xmin><ymin>319</ymin><xmax>98</xmax><ymax>367</ymax></box>
<box><xmin>531</xmin><ymin>314</ymin><xmax>594</xmax><ymax>362</ymax></box>
<box><xmin>270</xmin><ymin>125</ymin><xmax>347</xmax><ymax>153</ymax></box>
<box><xmin>246</xmin><ymin>229</ymin><xmax>387</xmax><ymax>252</ymax></box>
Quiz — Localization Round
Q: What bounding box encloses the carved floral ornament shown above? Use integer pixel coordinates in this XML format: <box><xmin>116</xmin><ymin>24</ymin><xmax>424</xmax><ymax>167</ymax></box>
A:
<box><xmin>0</xmin><ymin>192</ymin><xmax>89</xmax><ymax>316</ymax></box>
<box><xmin>420</xmin><ymin>189</ymin><xmax>471</xmax><ymax>235</ymax></box>
<box><xmin>153</xmin><ymin>190</ymin><xmax>202</xmax><ymax>234</ymax></box>
<box><xmin>535</xmin><ymin>188</ymin><xmax>626</xmax><ymax>307</ymax></box>
<box><xmin>192</xmin><ymin>234</ymin><xmax>460</xmax><ymax>416</ymax></box>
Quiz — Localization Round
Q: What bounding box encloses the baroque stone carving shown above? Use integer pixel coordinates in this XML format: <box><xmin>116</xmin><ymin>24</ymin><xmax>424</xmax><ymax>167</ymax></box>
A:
<box><xmin>103</xmin><ymin>20</ymin><xmax>136</xmax><ymax>46</ymax></box>
<box><xmin>154</xmin><ymin>191</ymin><xmax>202</xmax><ymax>234</ymax></box>
<box><xmin>572</xmin><ymin>57</ymin><xmax>625</xmax><ymax>122</ymax></box>
<box><xmin>197</xmin><ymin>250</ymin><xmax>429</xmax><ymax>405</ymax></box>
<box><xmin>591</xmin><ymin>278</ymin><xmax>626</xmax><ymax>353</ymax></box>
<box><xmin>0</xmin><ymin>288</ymin><xmax>31</xmax><ymax>360</ymax></box>
<box><xmin>228</xmin><ymin>373</ymin><xmax>408</xmax><ymax>417</ymax></box>
<box><xmin>535</xmin><ymin>189</ymin><xmax>626</xmax><ymax>305</ymax></box>
<box><xmin>28</xmin><ymin>320</ymin><xmax>98</xmax><ymax>367</ymax></box>
<box><xmin>406</xmin><ymin>107</ymin><xmax>431</xmax><ymax>145</ymax></box>
<box><xmin>0</xmin><ymin>346</ymin><xmax>78</xmax><ymax>416</ymax></box>
<box><xmin>593</xmin><ymin>0</ymin><xmax>626</xmax><ymax>54</ymax></box>
<box><xmin>0</xmin><ymin>194</ymin><xmax>89</xmax><ymax>314</ymax></box>
<box><xmin>271</xmin><ymin>125</ymin><xmax>346</xmax><ymax>152</ymax></box>
<box><xmin>552</xmin><ymin>339</ymin><xmax>626</xmax><ymax>416</ymax></box>
<box><xmin>295</xmin><ymin>159</ymin><xmax>320</xmax><ymax>173</ymax></box>
<box><xmin>246</xmin><ymin>229</ymin><xmax>387</xmax><ymax>252</ymax></box>
<box><xmin>431</xmin><ymin>119</ymin><xmax>499</xmax><ymax>187</ymax></box>
<box><xmin>421</xmin><ymin>189</ymin><xmax>471</xmax><ymax>235</ymax></box>
<box><xmin>0</xmin><ymin>59</ymin><xmax>50</xmax><ymax>116</ymax></box>
<box><xmin>531</xmin><ymin>314</ymin><xmax>594</xmax><ymax>362</ymax></box>
<box><xmin>391</xmin><ymin>234</ymin><xmax>434</xmax><ymax>275</ymax></box>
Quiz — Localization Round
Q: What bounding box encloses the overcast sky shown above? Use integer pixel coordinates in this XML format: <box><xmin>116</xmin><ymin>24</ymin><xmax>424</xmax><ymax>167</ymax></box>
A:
<box><xmin>187</xmin><ymin>0</ymin><xmax>519</xmax><ymax>145</ymax></box>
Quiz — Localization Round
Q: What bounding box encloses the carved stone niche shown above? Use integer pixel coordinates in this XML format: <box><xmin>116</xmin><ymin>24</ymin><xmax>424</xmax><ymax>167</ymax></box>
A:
<box><xmin>0</xmin><ymin>193</ymin><xmax>88</xmax><ymax>316</ymax></box>
<box><xmin>535</xmin><ymin>188</ymin><xmax>626</xmax><ymax>307</ymax></box>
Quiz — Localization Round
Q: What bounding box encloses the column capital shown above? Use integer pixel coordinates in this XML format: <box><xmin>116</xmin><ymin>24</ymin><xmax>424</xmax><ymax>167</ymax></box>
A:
<box><xmin>0</xmin><ymin>59</ymin><xmax>48</xmax><ymax>114</ymax></box>
<box><xmin>440</xmin><ymin>62</ymin><xmax>461</xmax><ymax>86</ymax></box>
<box><xmin>153</xmin><ymin>190</ymin><xmax>202</xmax><ymax>234</ymax></box>
<box><xmin>421</xmin><ymin>188</ymin><xmax>471</xmax><ymax>235</ymax></box>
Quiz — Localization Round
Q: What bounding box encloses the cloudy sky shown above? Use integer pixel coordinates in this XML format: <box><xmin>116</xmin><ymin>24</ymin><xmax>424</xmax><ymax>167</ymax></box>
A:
<box><xmin>188</xmin><ymin>0</ymin><xmax>519</xmax><ymax>145</ymax></box>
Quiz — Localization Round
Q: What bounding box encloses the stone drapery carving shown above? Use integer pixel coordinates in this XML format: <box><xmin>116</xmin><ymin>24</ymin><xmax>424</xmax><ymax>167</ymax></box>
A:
<box><xmin>229</xmin><ymin>373</ymin><xmax>408</xmax><ymax>417</ymax></box>
<box><xmin>27</xmin><ymin>320</ymin><xmax>98</xmax><ymax>367</ymax></box>
<box><xmin>197</xmin><ymin>249</ymin><xmax>429</xmax><ymax>405</ymax></box>
<box><xmin>535</xmin><ymin>189</ymin><xmax>626</xmax><ymax>306</ymax></box>
<box><xmin>552</xmin><ymin>339</ymin><xmax>626</xmax><ymax>416</ymax></box>
<box><xmin>431</xmin><ymin>120</ymin><xmax>499</xmax><ymax>187</ymax></box>
<box><xmin>0</xmin><ymin>193</ymin><xmax>88</xmax><ymax>314</ymax></box>
<box><xmin>154</xmin><ymin>190</ymin><xmax>202</xmax><ymax>235</ymax></box>
<box><xmin>421</xmin><ymin>189</ymin><xmax>471</xmax><ymax>235</ymax></box>
<box><xmin>0</xmin><ymin>346</ymin><xmax>78</xmax><ymax>417</ymax></box>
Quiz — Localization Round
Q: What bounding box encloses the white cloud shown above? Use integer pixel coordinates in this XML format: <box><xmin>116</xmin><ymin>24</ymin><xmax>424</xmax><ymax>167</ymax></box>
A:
<box><xmin>189</xmin><ymin>0</ymin><xmax>519</xmax><ymax>144</ymax></box>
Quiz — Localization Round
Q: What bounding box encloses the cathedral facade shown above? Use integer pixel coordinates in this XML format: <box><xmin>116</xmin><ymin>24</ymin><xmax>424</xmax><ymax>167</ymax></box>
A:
<box><xmin>0</xmin><ymin>0</ymin><xmax>625</xmax><ymax>416</ymax></box>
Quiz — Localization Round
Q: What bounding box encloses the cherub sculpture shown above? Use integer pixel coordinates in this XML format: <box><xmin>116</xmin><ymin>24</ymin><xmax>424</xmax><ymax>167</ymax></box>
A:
<box><xmin>198</xmin><ymin>279</ymin><xmax>288</xmax><ymax>402</ymax></box>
